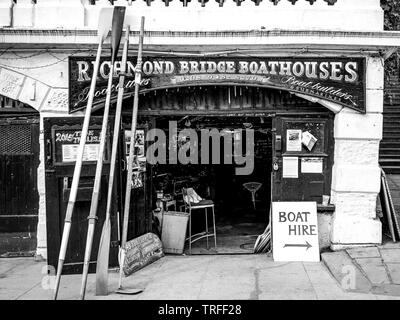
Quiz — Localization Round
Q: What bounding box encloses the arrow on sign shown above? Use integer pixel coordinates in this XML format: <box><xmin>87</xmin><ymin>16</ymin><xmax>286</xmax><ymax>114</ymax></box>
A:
<box><xmin>284</xmin><ymin>241</ymin><xmax>312</xmax><ymax>250</ymax></box>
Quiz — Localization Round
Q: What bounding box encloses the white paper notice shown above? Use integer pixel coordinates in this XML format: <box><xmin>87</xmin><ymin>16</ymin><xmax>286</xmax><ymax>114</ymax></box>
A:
<box><xmin>302</xmin><ymin>131</ymin><xmax>318</xmax><ymax>151</ymax></box>
<box><xmin>286</xmin><ymin>129</ymin><xmax>302</xmax><ymax>152</ymax></box>
<box><xmin>282</xmin><ymin>157</ymin><xmax>298</xmax><ymax>178</ymax></box>
<box><xmin>301</xmin><ymin>158</ymin><xmax>323</xmax><ymax>174</ymax></box>
<box><xmin>62</xmin><ymin>144</ymin><xmax>100</xmax><ymax>162</ymax></box>
<box><xmin>272</xmin><ymin>201</ymin><xmax>320</xmax><ymax>262</ymax></box>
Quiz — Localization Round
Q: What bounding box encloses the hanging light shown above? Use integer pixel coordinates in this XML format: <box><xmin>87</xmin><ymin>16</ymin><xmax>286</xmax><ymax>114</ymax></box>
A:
<box><xmin>185</xmin><ymin>118</ymin><xmax>191</xmax><ymax>127</ymax></box>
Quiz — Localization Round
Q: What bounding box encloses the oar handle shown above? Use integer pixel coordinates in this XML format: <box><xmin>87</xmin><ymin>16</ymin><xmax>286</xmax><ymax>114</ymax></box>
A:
<box><xmin>121</xmin><ymin>17</ymin><xmax>145</xmax><ymax>248</ymax></box>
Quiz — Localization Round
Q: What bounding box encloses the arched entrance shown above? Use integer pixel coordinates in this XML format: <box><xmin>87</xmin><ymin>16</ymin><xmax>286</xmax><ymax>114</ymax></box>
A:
<box><xmin>44</xmin><ymin>84</ymin><xmax>335</xmax><ymax>272</ymax></box>
<box><xmin>0</xmin><ymin>95</ymin><xmax>40</xmax><ymax>257</ymax></box>
<box><xmin>114</xmin><ymin>85</ymin><xmax>334</xmax><ymax>254</ymax></box>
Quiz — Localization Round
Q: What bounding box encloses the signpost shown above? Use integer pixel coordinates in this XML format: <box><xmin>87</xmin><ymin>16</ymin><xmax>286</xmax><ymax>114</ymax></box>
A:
<box><xmin>272</xmin><ymin>202</ymin><xmax>320</xmax><ymax>262</ymax></box>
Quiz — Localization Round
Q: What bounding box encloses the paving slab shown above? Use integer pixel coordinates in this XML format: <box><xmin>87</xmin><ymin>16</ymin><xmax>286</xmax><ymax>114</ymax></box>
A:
<box><xmin>355</xmin><ymin>258</ymin><xmax>391</xmax><ymax>285</ymax></box>
<box><xmin>303</xmin><ymin>262</ymin><xmax>350</xmax><ymax>299</ymax></box>
<box><xmin>372</xmin><ymin>284</ymin><xmax>400</xmax><ymax>297</ymax></box>
<box><xmin>378</xmin><ymin>242</ymin><xmax>400</xmax><ymax>250</ymax></box>
<box><xmin>386</xmin><ymin>263</ymin><xmax>400</xmax><ymax>285</ymax></box>
<box><xmin>347</xmin><ymin>247</ymin><xmax>380</xmax><ymax>259</ymax></box>
<box><xmin>321</xmin><ymin>251</ymin><xmax>372</xmax><ymax>293</ymax></box>
<box><xmin>380</xmin><ymin>249</ymin><xmax>400</xmax><ymax>263</ymax></box>
<box><xmin>257</xmin><ymin>262</ymin><xmax>317</xmax><ymax>300</ymax></box>
<box><xmin>375</xmin><ymin>293</ymin><xmax>400</xmax><ymax>300</ymax></box>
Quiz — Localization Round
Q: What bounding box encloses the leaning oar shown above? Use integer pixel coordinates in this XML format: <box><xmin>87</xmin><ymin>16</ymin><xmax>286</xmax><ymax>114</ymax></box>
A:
<box><xmin>79</xmin><ymin>9</ymin><xmax>127</xmax><ymax>301</ymax></box>
<box><xmin>95</xmin><ymin>7</ymin><xmax>126</xmax><ymax>296</ymax></box>
<box><xmin>52</xmin><ymin>7</ymin><xmax>114</xmax><ymax>300</ymax></box>
<box><xmin>117</xmin><ymin>16</ymin><xmax>145</xmax><ymax>295</ymax></box>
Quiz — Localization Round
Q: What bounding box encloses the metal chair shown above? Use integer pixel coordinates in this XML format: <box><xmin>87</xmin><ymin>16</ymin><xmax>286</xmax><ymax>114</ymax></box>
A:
<box><xmin>182</xmin><ymin>187</ymin><xmax>217</xmax><ymax>254</ymax></box>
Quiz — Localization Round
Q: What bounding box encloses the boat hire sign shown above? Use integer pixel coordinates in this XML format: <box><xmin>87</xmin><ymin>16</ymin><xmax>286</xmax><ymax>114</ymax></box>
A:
<box><xmin>272</xmin><ymin>202</ymin><xmax>320</xmax><ymax>262</ymax></box>
<box><xmin>69</xmin><ymin>56</ymin><xmax>366</xmax><ymax>113</ymax></box>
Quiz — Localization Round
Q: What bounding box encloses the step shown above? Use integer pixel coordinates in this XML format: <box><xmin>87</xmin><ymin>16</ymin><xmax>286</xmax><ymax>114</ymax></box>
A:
<box><xmin>384</xmin><ymin>106</ymin><xmax>400</xmax><ymax>110</ymax></box>
<box><xmin>384</xmin><ymin>100</ymin><xmax>400</xmax><ymax>105</ymax></box>
<box><xmin>380</xmin><ymin>139</ymin><xmax>400</xmax><ymax>143</ymax></box>
<box><xmin>382</xmin><ymin>138</ymin><xmax>400</xmax><ymax>141</ymax></box>
<box><xmin>380</xmin><ymin>166</ymin><xmax>400</xmax><ymax>174</ymax></box>
<box><xmin>381</xmin><ymin>139</ymin><xmax>400</xmax><ymax>143</ymax></box>
<box><xmin>383</xmin><ymin>125</ymin><xmax>400</xmax><ymax>129</ymax></box>
<box><xmin>384</xmin><ymin>111</ymin><xmax>400</xmax><ymax>115</ymax></box>
<box><xmin>379</xmin><ymin>151</ymin><xmax>400</xmax><ymax>155</ymax></box>
<box><xmin>379</xmin><ymin>148</ymin><xmax>400</xmax><ymax>153</ymax></box>
<box><xmin>383</xmin><ymin>128</ymin><xmax>400</xmax><ymax>133</ymax></box>
<box><xmin>384</xmin><ymin>105</ymin><xmax>400</xmax><ymax>109</ymax></box>
<box><xmin>380</xmin><ymin>143</ymin><xmax>400</xmax><ymax>148</ymax></box>
<box><xmin>379</xmin><ymin>153</ymin><xmax>400</xmax><ymax>158</ymax></box>
<box><xmin>379</xmin><ymin>159</ymin><xmax>400</xmax><ymax>168</ymax></box>
<box><xmin>379</xmin><ymin>154</ymin><xmax>400</xmax><ymax>164</ymax></box>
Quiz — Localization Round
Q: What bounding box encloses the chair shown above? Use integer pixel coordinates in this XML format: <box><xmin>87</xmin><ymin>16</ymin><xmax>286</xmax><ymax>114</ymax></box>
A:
<box><xmin>182</xmin><ymin>187</ymin><xmax>217</xmax><ymax>254</ymax></box>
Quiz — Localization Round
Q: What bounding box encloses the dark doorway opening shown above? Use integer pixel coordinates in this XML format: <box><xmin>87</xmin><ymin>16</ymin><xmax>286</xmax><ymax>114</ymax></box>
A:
<box><xmin>0</xmin><ymin>96</ymin><xmax>40</xmax><ymax>257</ymax></box>
<box><xmin>151</xmin><ymin>116</ymin><xmax>273</xmax><ymax>254</ymax></box>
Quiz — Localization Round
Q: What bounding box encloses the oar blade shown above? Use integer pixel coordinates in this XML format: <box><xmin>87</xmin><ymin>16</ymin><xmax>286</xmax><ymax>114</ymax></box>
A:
<box><xmin>116</xmin><ymin>288</ymin><xmax>144</xmax><ymax>295</ymax></box>
<box><xmin>96</xmin><ymin>219</ymin><xmax>111</xmax><ymax>296</ymax></box>
<box><xmin>111</xmin><ymin>6</ymin><xmax>126</xmax><ymax>64</ymax></box>
<box><xmin>97</xmin><ymin>7</ymin><xmax>114</xmax><ymax>42</ymax></box>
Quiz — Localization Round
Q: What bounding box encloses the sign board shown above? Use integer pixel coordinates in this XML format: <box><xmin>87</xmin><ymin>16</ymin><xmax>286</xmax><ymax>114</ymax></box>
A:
<box><xmin>69</xmin><ymin>57</ymin><xmax>366</xmax><ymax>113</ymax></box>
<box><xmin>272</xmin><ymin>202</ymin><xmax>320</xmax><ymax>262</ymax></box>
<box><xmin>282</xmin><ymin>157</ymin><xmax>298</xmax><ymax>178</ymax></box>
<box><xmin>301</xmin><ymin>157</ymin><xmax>323</xmax><ymax>174</ymax></box>
<box><xmin>51</xmin><ymin>125</ymin><xmax>106</xmax><ymax>164</ymax></box>
<box><xmin>61</xmin><ymin>144</ymin><xmax>99</xmax><ymax>162</ymax></box>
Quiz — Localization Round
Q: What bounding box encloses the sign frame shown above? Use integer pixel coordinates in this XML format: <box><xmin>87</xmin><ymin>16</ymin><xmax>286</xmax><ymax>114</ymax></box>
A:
<box><xmin>68</xmin><ymin>56</ymin><xmax>367</xmax><ymax>114</ymax></box>
<box><xmin>50</xmin><ymin>124</ymin><xmax>110</xmax><ymax>166</ymax></box>
<box><xmin>272</xmin><ymin>201</ymin><xmax>320</xmax><ymax>262</ymax></box>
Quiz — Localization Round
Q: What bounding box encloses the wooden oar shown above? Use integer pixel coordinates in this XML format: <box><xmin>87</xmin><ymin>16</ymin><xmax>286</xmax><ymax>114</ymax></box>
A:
<box><xmin>117</xmin><ymin>16</ymin><xmax>145</xmax><ymax>295</ymax></box>
<box><xmin>79</xmin><ymin>8</ymin><xmax>127</xmax><ymax>301</ymax></box>
<box><xmin>95</xmin><ymin>7</ymin><xmax>126</xmax><ymax>296</ymax></box>
<box><xmin>52</xmin><ymin>7</ymin><xmax>114</xmax><ymax>301</ymax></box>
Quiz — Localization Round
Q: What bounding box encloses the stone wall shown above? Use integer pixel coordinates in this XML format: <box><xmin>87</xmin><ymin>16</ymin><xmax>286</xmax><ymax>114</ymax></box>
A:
<box><xmin>330</xmin><ymin>56</ymin><xmax>384</xmax><ymax>249</ymax></box>
<box><xmin>0</xmin><ymin>0</ymin><xmax>384</xmax><ymax>32</ymax></box>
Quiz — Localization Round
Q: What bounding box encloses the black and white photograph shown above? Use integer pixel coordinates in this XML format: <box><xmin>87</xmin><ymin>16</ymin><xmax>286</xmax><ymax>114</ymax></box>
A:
<box><xmin>1</xmin><ymin>0</ymin><xmax>400</xmax><ymax>313</ymax></box>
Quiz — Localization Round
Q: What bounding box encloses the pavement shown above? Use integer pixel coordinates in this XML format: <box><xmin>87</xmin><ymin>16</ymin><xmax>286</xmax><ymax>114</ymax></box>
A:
<box><xmin>1</xmin><ymin>253</ymin><xmax>400</xmax><ymax>300</ymax></box>
<box><xmin>322</xmin><ymin>241</ymin><xmax>400</xmax><ymax>297</ymax></box>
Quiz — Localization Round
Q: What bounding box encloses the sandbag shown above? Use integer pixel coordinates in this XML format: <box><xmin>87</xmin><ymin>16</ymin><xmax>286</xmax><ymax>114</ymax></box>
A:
<box><xmin>121</xmin><ymin>232</ymin><xmax>164</xmax><ymax>277</ymax></box>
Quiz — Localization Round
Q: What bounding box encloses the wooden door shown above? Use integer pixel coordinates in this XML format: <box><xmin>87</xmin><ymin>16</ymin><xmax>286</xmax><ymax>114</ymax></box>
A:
<box><xmin>0</xmin><ymin>118</ymin><xmax>40</xmax><ymax>254</ymax></box>
<box><xmin>272</xmin><ymin>116</ymin><xmax>334</xmax><ymax>203</ymax></box>
<box><xmin>44</xmin><ymin>117</ymin><xmax>119</xmax><ymax>274</ymax></box>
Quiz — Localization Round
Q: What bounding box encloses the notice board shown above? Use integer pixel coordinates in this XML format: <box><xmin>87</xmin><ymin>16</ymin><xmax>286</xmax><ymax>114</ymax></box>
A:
<box><xmin>272</xmin><ymin>202</ymin><xmax>320</xmax><ymax>262</ymax></box>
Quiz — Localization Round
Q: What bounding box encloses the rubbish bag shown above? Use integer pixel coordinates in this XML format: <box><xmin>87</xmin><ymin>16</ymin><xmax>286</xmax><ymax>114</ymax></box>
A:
<box><xmin>121</xmin><ymin>232</ymin><xmax>164</xmax><ymax>277</ymax></box>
